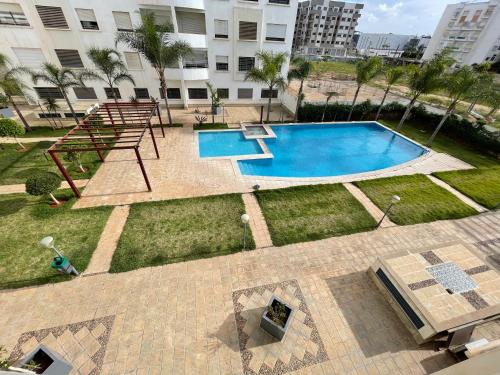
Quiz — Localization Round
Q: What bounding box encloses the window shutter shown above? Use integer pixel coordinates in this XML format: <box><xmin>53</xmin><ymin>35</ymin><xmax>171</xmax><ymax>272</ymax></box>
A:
<box><xmin>0</xmin><ymin>3</ymin><xmax>23</xmax><ymax>12</ymax></box>
<box><xmin>188</xmin><ymin>88</ymin><xmax>208</xmax><ymax>99</ymax></box>
<box><xmin>266</xmin><ymin>24</ymin><xmax>286</xmax><ymax>41</ymax></box>
<box><xmin>216</xmin><ymin>55</ymin><xmax>229</xmax><ymax>71</ymax></box>
<box><xmin>0</xmin><ymin>3</ymin><xmax>29</xmax><ymax>26</ymax></box>
<box><xmin>75</xmin><ymin>8</ymin><xmax>96</xmax><ymax>22</ymax></box>
<box><xmin>12</xmin><ymin>48</ymin><xmax>45</xmax><ymax>67</ymax></box>
<box><xmin>55</xmin><ymin>49</ymin><xmax>84</xmax><ymax>68</ymax></box>
<box><xmin>237</xmin><ymin>88</ymin><xmax>253</xmax><ymax>99</ymax></box>
<box><xmin>239</xmin><ymin>21</ymin><xmax>257</xmax><ymax>40</ymax></box>
<box><xmin>134</xmin><ymin>88</ymin><xmax>149</xmax><ymax>99</ymax></box>
<box><xmin>35</xmin><ymin>87</ymin><xmax>64</xmax><ymax>99</ymax></box>
<box><xmin>124</xmin><ymin>52</ymin><xmax>142</xmax><ymax>69</ymax></box>
<box><xmin>183</xmin><ymin>50</ymin><xmax>208</xmax><ymax>68</ymax></box>
<box><xmin>214</xmin><ymin>19</ymin><xmax>228</xmax><ymax>38</ymax></box>
<box><xmin>177</xmin><ymin>11</ymin><xmax>205</xmax><ymax>34</ymax></box>
<box><xmin>140</xmin><ymin>8</ymin><xmax>171</xmax><ymax>26</ymax></box>
<box><xmin>36</xmin><ymin>5</ymin><xmax>68</xmax><ymax>29</ymax></box>
<box><xmin>104</xmin><ymin>87</ymin><xmax>121</xmax><ymax>99</ymax></box>
<box><xmin>113</xmin><ymin>11</ymin><xmax>132</xmax><ymax>31</ymax></box>
<box><xmin>238</xmin><ymin>57</ymin><xmax>255</xmax><ymax>71</ymax></box>
<box><xmin>73</xmin><ymin>87</ymin><xmax>97</xmax><ymax>99</ymax></box>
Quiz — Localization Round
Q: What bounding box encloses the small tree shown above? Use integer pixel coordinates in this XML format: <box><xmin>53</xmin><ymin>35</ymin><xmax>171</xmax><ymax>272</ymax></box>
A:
<box><xmin>25</xmin><ymin>172</ymin><xmax>62</xmax><ymax>205</ymax></box>
<box><xmin>321</xmin><ymin>91</ymin><xmax>339</xmax><ymax>122</ymax></box>
<box><xmin>0</xmin><ymin>118</ymin><xmax>25</xmax><ymax>150</ymax></box>
<box><xmin>375</xmin><ymin>66</ymin><xmax>405</xmax><ymax>120</ymax></box>
<box><xmin>206</xmin><ymin>82</ymin><xmax>222</xmax><ymax>125</ymax></box>
<box><xmin>63</xmin><ymin>149</ymin><xmax>86</xmax><ymax>173</ymax></box>
<box><xmin>42</xmin><ymin>97</ymin><xmax>63</xmax><ymax>129</ymax></box>
<box><xmin>194</xmin><ymin>108</ymin><xmax>207</xmax><ymax>126</ymax></box>
<box><xmin>287</xmin><ymin>57</ymin><xmax>313</xmax><ymax>122</ymax></box>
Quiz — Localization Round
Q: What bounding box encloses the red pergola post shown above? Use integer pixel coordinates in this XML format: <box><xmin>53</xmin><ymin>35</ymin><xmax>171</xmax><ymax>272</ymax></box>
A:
<box><xmin>48</xmin><ymin>150</ymin><xmax>81</xmax><ymax>198</ymax></box>
<box><xmin>105</xmin><ymin>105</ymin><xmax>118</xmax><ymax>136</ymax></box>
<box><xmin>157</xmin><ymin>102</ymin><xmax>165</xmax><ymax>138</ymax></box>
<box><xmin>134</xmin><ymin>147</ymin><xmax>152</xmax><ymax>191</ymax></box>
<box><xmin>148</xmin><ymin>122</ymin><xmax>160</xmax><ymax>159</ymax></box>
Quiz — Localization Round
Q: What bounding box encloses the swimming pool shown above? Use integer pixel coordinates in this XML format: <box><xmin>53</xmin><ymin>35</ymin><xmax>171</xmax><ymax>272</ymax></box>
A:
<box><xmin>198</xmin><ymin>130</ymin><xmax>263</xmax><ymax>157</ymax></box>
<box><xmin>198</xmin><ymin>122</ymin><xmax>427</xmax><ymax>178</ymax></box>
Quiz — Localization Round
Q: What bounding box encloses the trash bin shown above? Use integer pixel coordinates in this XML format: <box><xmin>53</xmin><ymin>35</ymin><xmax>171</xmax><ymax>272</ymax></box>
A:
<box><xmin>50</xmin><ymin>256</ymin><xmax>78</xmax><ymax>276</ymax></box>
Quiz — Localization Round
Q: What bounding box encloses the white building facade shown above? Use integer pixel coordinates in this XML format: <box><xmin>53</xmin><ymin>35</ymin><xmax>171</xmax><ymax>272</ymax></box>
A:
<box><xmin>422</xmin><ymin>0</ymin><xmax>500</xmax><ymax>65</ymax></box>
<box><xmin>0</xmin><ymin>0</ymin><xmax>298</xmax><ymax>109</ymax></box>
<box><xmin>292</xmin><ymin>0</ymin><xmax>363</xmax><ymax>57</ymax></box>
<box><xmin>355</xmin><ymin>33</ymin><xmax>415</xmax><ymax>58</ymax></box>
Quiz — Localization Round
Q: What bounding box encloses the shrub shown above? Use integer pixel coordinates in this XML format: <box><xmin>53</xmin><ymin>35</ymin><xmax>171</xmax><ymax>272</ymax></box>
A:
<box><xmin>0</xmin><ymin>118</ymin><xmax>26</xmax><ymax>150</ymax></box>
<box><xmin>25</xmin><ymin>172</ymin><xmax>62</xmax><ymax>205</ymax></box>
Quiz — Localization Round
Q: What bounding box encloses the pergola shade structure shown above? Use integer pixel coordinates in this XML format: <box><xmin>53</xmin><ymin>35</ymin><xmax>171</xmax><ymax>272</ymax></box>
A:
<box><xmin>48</xmin><ymin>101</ymin><xmax>164</xmax><ymax>198</ymax></box>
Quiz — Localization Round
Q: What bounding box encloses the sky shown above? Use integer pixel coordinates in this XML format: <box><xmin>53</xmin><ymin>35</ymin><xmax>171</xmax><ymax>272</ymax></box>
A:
<box><xmin>355</xmin><ymin>0</ymin><xmax>459</xmax><ymax>36</ymax></box>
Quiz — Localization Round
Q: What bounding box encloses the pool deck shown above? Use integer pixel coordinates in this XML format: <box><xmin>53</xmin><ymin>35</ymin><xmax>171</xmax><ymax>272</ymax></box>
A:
<box><xmin>74</xmin><ymin>126</ymin><xmax>473</xmax><ymax>209</ymax></box>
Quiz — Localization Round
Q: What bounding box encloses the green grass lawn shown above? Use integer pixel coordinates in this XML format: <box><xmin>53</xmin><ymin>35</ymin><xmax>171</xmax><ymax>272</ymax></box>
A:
<box><xmin>254</xmin><ymin>184</ymin><xmax>376</xmax><ymax>246</ymax></box>
<box><xmin>0</xmin><ymin>191</ymin><xmax>112</xmax><ymax>290</ymax></box>
<box><xmin>312</xmin><ymin>61</ymin><xmax>357</xmax><ymax>77</ymax></box>
<box><xmin>379</xmin><ymin>119</ymin><xmax>500</xmax><ymax>168</ymax></box>
<box><xmin>354</xmin><ymin>175</ymin><xmax>477</xmax><ymax>225</ymax></box>
<box><xmin>0</xmin><ymin>142</ymin><xmax>103</xmax><ymax>185</ymax></box>
<box><xmin>433</xmin><ymin>168</ymin><xmax>500</xmax><ymax>209</ymax></box>
<box><xmin>20</xmin><ymin>126</ymin><xmax>72</xmax><ymax>138</ymax></box>
<box><xmin>193</xmin><ymin>122</ymin><xmax>228</xmax><ymax>130</ymax></box>
<box><xmin>110</xmin><ymin>194</ymin><xmax>253</xmax><ymax>272</ymax></box>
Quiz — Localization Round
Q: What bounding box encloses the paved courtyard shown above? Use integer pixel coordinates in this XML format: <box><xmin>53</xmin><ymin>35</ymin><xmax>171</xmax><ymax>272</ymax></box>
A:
<box><xmin>2</xmin><ymin>212</ymin><xmax>499</xmax><ymax>374</ymax></box>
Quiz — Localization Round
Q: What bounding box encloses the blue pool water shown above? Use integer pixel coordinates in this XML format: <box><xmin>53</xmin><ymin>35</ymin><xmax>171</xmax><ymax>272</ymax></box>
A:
<box><xmin>198</xmin><ymin>123</ymin><xmax>427</xmax><ymax>178</ymax></box>
<box><xmin>198</xmin><ymin>130</ymin><xmax>263</xmax><ymax>157</ymax></box>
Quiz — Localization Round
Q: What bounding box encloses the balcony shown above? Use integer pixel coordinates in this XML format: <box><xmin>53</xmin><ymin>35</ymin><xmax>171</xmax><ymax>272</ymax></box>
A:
<box><xmin>183</xmin><ymin>68</ymin><xmax>209</xmax><ymax>80</ymax></box>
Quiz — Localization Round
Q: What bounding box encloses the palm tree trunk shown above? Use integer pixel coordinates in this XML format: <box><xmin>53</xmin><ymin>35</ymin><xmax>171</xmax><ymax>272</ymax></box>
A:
<box><xmin>294</xmin><ymin>80</ymin><xmax>304</xmax><ymax>122</ymax></box>
<box><xmin>375</xmin><ymin>87</ymin><xmax>390</xmax><ymax>120</ymax></box>
<box><xmin>62</xmin><ymin>90</ymin><xmax>79</xmax><ymax>124</ymax></box>
<box><xmin>321</xmin><ymin>99</ymin><xmax>330</xmax><ymax>122</ymax></box>
<box><xmin>396</xmin><ymin>96</ymin><xmax>417</xmax><ymax>131</ymax></box>
<box><xmin>487</xmin><ymin>106</ymin><xmax>497</xmax><ymax>117</ymax></box>
<box><xmin>427</xmin><ymin>106</ymin><xmax>453</xmax><ymax>146</ymax></box>
<box><xmin>467</xmin><ymin>97</ymin><xmax>478</xmax><ymax>113</ymax></box>
<box><xmin>159</xmin><ymin>71</ymin><xmax>173</xmax><ymax>127</ymax></box>
<box><xmin>266</xmin><ymin>86</ymin><xmax>272</xmax><ymax>123</ymax></box>
<box><xmin>347</xmin><ymin>85</ymin><xmax>361</xmax><ymax>121</ymax></box>
<box><xmin>9</xmin><ymin>96</ymin><xmax>31</xmax><ymax>131</ymax></box>
<box><xmin>111</xmin><ymin>87</ymin><xmax>126</xmax><ymax>125</ymax></box>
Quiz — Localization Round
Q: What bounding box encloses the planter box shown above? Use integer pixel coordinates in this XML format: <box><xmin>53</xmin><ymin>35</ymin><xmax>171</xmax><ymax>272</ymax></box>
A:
<box><xmin>260</xmin><ymin>296</ymin><xmax>294</xmax><ymax>341</ymax></box>
<box><xmin>212</xmin><ymin>105</ymin><xmax>222</xmax><ymax>115</ymax></box>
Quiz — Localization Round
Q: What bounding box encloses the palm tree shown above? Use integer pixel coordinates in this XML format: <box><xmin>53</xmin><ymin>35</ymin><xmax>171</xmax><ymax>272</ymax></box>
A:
<box><xmin>321</xmin><ymin>91</ymin><xmax>339</xmax><ymax>122</ymax></box>
<box><xmin>484</xmin><ymin>85</ymin><xmax>499</xmax><ymax>118</ymax></box>
<box><xmin>347</xmin><ymin>56</ymin><xmax>383</xmax><ymax>121</ymax></box>
<box><xmin>465</xmin><ymin>64</ymin><xmax>493</xmax><ymax>114</ymax></box>
<box><xmin>287</xmin><ymin>57</ymin><xmax>313</xmax><ymax>122</ymax></box>
<box><xmin>116</xmin><ymin>13</ymin><xmax>192</xmax><ymax>127</ymax></box>
<box><xmin>245</xmin><ymin>51</ymin><xmax>288</xmax><ymax>123</ymax></box>
<box><xmin>41</xmin><ymin>97</ymin><xmax>63</xmax><ymax>129</ymax></box>
<box><xmin>375</xmin><ymin>66</ymin><xmax>405</xmax><ymax>120</ymax></box>
<box><xmin>427</xmin><ymin>66</ymin><xmax>478</xmax><ymax>146</ymax></box>
<box><xmin>0</xmin><ymin>53</ymin><xmax>31</xmax><ymax>131</ymax></box>
<box><xmin>31</xmin><ymin>63</ymin><xmax>82</xmax><ymax>123</ymax></box>
<box><xmin>396</xmin><ymin>51</ymin><xmax>452</xmax><ymax>131</ymax></box>
<box><xmin>206</xmin><ymin>82</ymin><xmax>222</xmax><ymax>125</ymax></box>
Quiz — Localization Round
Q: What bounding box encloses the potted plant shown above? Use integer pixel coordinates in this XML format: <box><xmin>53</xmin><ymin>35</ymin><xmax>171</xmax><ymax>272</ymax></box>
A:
<box><xmin>260</xmin><ymin>295</ymin><xmax>294</xmax><ymax>341</ymax></box>
<box><xmin>25</xmin><ymin>172</ymin><xmax>62</xmax><ymax>206</ymax></box>
<box><xmin>0</xmin><ymin>118</ymin><xmax>26</xmax><ymax>150</ymax></box>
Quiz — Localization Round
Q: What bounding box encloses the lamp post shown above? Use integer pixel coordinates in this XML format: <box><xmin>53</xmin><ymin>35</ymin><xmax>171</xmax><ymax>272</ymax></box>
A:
<box><xmin>376</xmin><ymin>195</ymin><xmax>400</xmax><ymax>229</ymax></box>
<box><xmin>40</xmin><ymin>236</ymin><xmax>79</xmax><ymax>276</ymax></box>
<box><xmin>241</xmin><ymin>213</ymin><xmax>250</xmax><ymax>251</ymax></box>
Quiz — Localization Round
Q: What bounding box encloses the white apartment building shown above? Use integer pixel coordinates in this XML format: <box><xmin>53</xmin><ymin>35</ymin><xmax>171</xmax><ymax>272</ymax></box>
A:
<box><xmin>422</xmin><ymin>0</ymin><xmax>500</xmax><ymax>65</ymax></box>
<box><xmin>292</xmin><ymin>0</ymin><xmax>363</xmax><ymax>57</ymax></box>
<box><xmin>0</xmin><ymin>0</ymin><xmax>298</xmax><ymax>111</ymax></box>
<box><xmin>355</xmin><ymin>33</ymin><xmax>416</xmax><ymax>58</ymax></box>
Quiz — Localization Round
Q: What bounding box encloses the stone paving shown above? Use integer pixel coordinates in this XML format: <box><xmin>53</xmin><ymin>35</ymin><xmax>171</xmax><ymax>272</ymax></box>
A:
<box><xmin>0</xmin><ymin>179</ymin><xmax>89</xmax><ymax>195</ymax></box>
<box><xmin>242</xmin><ymin>193</ymin><xmax>273</xmax><ymax>249</ymax></box>
<box><xmin>73</xmin><ymin>128</ymin><xmax>472</xmax><ymax>209</ymax></box>
<box><xmin>2</xmin><ymin>212</ymin><xmax>499</xmax><ymax>375</ymax></box>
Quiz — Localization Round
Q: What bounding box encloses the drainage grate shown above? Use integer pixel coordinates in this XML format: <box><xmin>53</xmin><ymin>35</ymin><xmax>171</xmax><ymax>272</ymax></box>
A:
<box><xmin>426</xmin><ymin>262</ymin><xmax>477</xmax><ymax>294</ymax></box>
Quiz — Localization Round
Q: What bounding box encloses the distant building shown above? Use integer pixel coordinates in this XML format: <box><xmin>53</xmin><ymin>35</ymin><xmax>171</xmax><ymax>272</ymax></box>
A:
<box><xmin>355</xmin><ymin>33</ymin><xmax>416</xmax><ymax>58</ymax></box>
<box><xmin>292</xmin><ymin>0</ymin><xmax>363</xmax><ymax>57</ymax></box>
<box><xmin>422</xmin><ymin>0</ymin><xmax>500</xmax><ymax>65</ymax></box>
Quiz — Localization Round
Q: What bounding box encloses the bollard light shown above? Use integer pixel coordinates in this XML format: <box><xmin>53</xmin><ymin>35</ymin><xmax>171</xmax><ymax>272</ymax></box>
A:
<box><xmin>241</xmin><ymin>214</ymin><xmax>250</xmax><ymax>250</ymax></box>
<box><xmin>376</xmin><ymin>195</ymin><xmax>400</xmax><ymax>229</ymax></box>
<box><xmin>40</xmin><ymin>236</ymin><xmax>79</xmax><ymax>276</ymax></box>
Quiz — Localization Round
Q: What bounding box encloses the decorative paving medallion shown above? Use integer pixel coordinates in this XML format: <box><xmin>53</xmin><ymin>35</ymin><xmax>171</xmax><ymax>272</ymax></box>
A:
<box><xmin>8</xmin><ymin>315</ymin><xmax>115</xmax><ymax>375</ymax></box>
<box><xmin>426</xmin><ymin>262</ymin><xmax>477</xmax><ymax>294</ymax></box>
<box><xmin>232</xmin><ymin>279</ymin><xmax>328</xmax><ymax>375</ymax></box>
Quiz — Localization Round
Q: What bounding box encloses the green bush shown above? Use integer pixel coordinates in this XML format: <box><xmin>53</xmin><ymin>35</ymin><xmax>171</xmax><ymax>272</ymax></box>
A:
<box><xmin>25</xmin><ymin>172</ymin><xmax>61</xmax><ymax>197</ymax></box>
<box><xmin>0</xmin><ymin>118</ymin><xmax>25</xmax><ymax>137</ymax></box>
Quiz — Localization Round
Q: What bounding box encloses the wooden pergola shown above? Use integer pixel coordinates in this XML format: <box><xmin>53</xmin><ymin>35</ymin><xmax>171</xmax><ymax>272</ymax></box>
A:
<box><xmin>48</xmin><ymin>101</ymin><xmax>164</xmax><ymax>198</ymax></box>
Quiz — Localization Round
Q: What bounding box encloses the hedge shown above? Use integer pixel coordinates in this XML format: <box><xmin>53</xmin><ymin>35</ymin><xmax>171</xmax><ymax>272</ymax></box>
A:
<box><xmin>297</xmin><ymin>101</ymin><xmax>500</xmax><ymax>154</ymax></box>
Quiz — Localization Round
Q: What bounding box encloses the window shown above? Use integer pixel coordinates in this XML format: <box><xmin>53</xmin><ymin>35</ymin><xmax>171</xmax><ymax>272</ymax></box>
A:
<box><xmin>0</xmin><ymin>2</ymin><xmax>29</xmax><ymax>26</ymax></box>
<box><xmin>104</xmin><ymin>87</ymin><xmax>121</xmax><ymax>99</ymax></box>
<box><xmin>214</xmin><ymin>19</ymin><xmax>228</xmax><ymax>39</ymax></box>
<box><xmin>239</xmin><ymin>21</ymin><xmax>257</xmax><ymax>40</ymax></box>
<box><xmin>177</xmin><ymin>11</ymin><xmax>205</xmax><ymax>34</ymax></box>
<box><xmin>35</xmin><ymin>87</ymin><xmax>64</xmax><ymax>99</ymax></box>
<box><xmin>64</xmin><ymin>112</ymin><xmax>85</xmax><ymax>118</ymax></box>
<box><xmin>134</xmin><ymin>88</ymin><xmax>149</xmax><ymax>99</ymax></box>
<box><xmin>75</xmin><ymin>8</ymin><xmax>98</xmax><ymax>30</ymax></box>
<box><xmin>36</xmin><ymin>5</ymin><xmax>68</xmax><ymax>29</ymax></box>
<box><xmin>74</xmin><ymin>87</ymin><xmax>97</xmax><ymax>99</ymax></box>
<box><xmin>266</xmin><ymin>23</ymin><xmax>286</xmax><ymax>42</ymax></box>
<box><xmin>55</xmin><ymin>49</ymin><xmax>84</xmax><ymax>68</ymax></box>
<box><xmin>472</xmin><ymin>10</ymin><xmax>482</xmax><ymax>22</ymax></box>
<box><xmin>12</xmin><ymin>48</ymin><xmax>45</xmax><ymax>67</ymax></box>
<box><xmin>269</xmin><ymin>0</ymin><xmax>290</xmax><ymax>4</ymax></box>
<box><xmin>217</xmin><ymin>88</ymin><xmax>229</xmax><ymax>99</ymax></box>
<box><xmin>261</xmin><ymin>89</ymin><xmax>278</xmax><ymax>98</ymax></box>
<box><xmin>238</xmin><ymin>57</ymin><xmax>255</xmax><ymax>71</ymax></box>
<box><xmin>188</xmin><ymin>88</ymin><xmax>207</xmax><ymax>99</ymax></box>
<box><xmin>183</xmin><ymin>49</ymin><xmax>208</xmax><ymax>68</ymax></box>
<box><xmin>140</xmin><ymin>8</ymin><xmax>171</xmax><ymax>27</ymax></box>
<box><xmin>124</xmin><ymin>52</ymin><xmax>142</xmax><ymax>70</ymax></box>
<box><xmin>161</xmin><ymin>88</ymin><xmax>181</xmax><ymax>99</ymax></box>
<box><xmin>459</xmin><ymin>11</ymin><xmax>469</xmax><ymax>23</ymax></box>
<box><xmin>238</xmin><ymin>88</ymin><xmax>253</xmax><ymax>99</ymax></box>
<box><xmin>216</xmin><ymin>55</ymin><xmax>229</xmax><ymax>71</ymax></box>
<box><xmin>113</xmin><ymin>11</ymin><xmax>133</xmax><ymax>31</ymax></box>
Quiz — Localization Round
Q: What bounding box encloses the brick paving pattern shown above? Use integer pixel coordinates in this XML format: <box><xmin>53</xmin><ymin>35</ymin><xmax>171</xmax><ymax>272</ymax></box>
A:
<box><xmin>0</xmin><ymin>179</ymin><xmax>89</xmax><ymax>195</ymax></box>
<box><xmin>242</xmin><ymin>193</ymin><xmax>273</xmax><ymax>249</ymax></box>
<box><xmin>1</xmin><ymin>212</ymin><xmax>499</xmax><ymax>374</ymax></box>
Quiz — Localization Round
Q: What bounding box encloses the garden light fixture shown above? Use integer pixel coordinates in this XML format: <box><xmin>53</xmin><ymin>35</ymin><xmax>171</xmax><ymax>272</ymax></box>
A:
<box><xmin>241</xmin><ymin>214</ymin><xmax>250</xmax><ymax>251</ymax></box>
<box><xmin>376</xmin><ymin>195</ymin><xmax>400</xmax><ymax>229</ymax></box>
<box><xmin>40</xmin><ymin>236</ymin><xmax>79</xmax><ymax>276</ymax></box>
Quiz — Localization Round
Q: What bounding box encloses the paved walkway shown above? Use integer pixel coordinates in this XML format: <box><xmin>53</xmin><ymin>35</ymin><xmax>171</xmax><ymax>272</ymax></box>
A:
<box><xmin>426</xmin><ymin>175</ymin><xmax>488</xmax><ymax>213</ymax></box>
<box><xmin>241</xmin><ymin>193</ymin><xmax>273</xmax><ymax>249</ymax></box>
<box><xmin>2</xmin><ymin>212</ymin><xmax>499</xmax><ymax>375</ymax></box>
<box><xmin>343</xmin><ymin>182</ymin><xmax>396</xmax><ymax>228</ymax></box>
<box><xmin>0</xmin><ymin>179</ymin><xmax>89</xmax><ymax>195</ymax></box>
<box><xmin>83</xmin><ymin>205</ymin><xmax>130</xmax><ymax>276</ymax></box>
<box><xmin>0</xmin><ymin>136</ymin><xmax>60</xmax><ymax>143</ymax></box>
